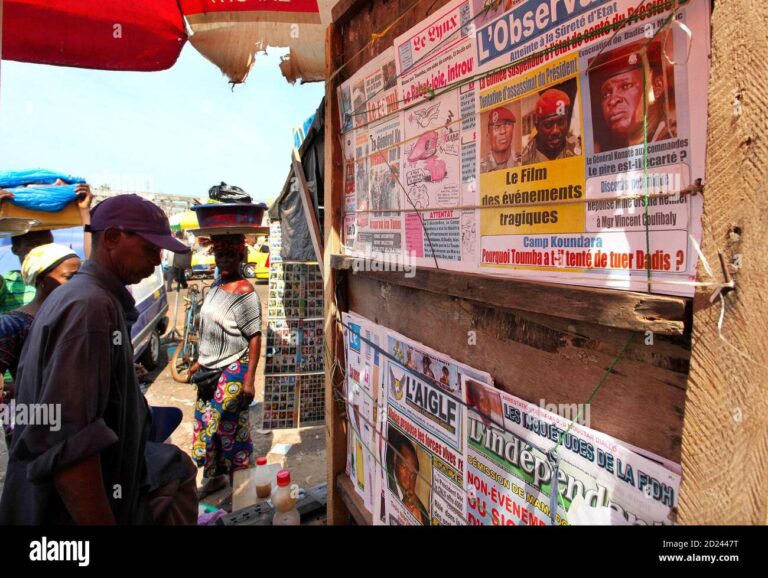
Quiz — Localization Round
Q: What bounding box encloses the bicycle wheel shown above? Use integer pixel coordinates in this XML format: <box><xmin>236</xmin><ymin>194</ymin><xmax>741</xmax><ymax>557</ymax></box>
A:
<box><xmin>170</xmin><ymin>285</ymin><xmax>201</xmax><ymax>383</ymax></box>
<box><xmin>170</xmin><ymin>335</ymin><xmax>199</xmax><ymax>383</ymax></box>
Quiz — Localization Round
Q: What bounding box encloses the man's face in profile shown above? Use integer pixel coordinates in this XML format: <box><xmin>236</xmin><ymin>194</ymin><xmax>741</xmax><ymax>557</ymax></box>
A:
<box><xmin>600</xmin><ymin>68</ymin><xmax>644</xmax><ymax>137</ymax></box>
<box><xmin>536</xmin><ymin>115</ymin><xmax>569</xmax><ymax>157</ymax></box>
<box><xmin>490</xmin><ymin>120</ymin><xmax>514</xmax><ymax>155</ymax></box>
<box><xmin>395</xmin><ymin>445</ymin><xmax>419</xmax><ymax>494</ymax></box>
<box><xmin>112</xmin><ymin>231</ymin><xmax>163</xmax><ymax>285</ymax></box>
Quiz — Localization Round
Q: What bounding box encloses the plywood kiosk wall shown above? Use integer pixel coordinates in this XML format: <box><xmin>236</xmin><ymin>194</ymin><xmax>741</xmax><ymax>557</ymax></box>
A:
<box><xmin>324</xmin><ymin>0</ymin><xmax>764</xmax><ymax>525</ymax></box>
<box><xmin>679</xmin><ymin>0</ymin><xmax>768</xmax><ymax>525</ymax></box>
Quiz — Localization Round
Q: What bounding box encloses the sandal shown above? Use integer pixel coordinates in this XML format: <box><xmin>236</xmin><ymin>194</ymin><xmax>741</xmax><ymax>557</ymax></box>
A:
<box><xmin>197</xmin><ymin>475</ymin><xmax>228</xmax><ymax>500</ymax></box>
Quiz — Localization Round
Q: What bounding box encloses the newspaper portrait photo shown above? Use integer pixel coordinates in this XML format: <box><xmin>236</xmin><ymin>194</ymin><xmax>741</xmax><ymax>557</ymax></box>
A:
<box><xmin>588</xmin><ymin>38</ymin><xmax>677</xmax><ymax>154</ymax></box>
<box><xmin>520</xmin><ymin>78</ymin><xmax>582</xmax><ymax>165</ymax></box>
<box><xmin>479</xmin><ymin>101</ymin><xmax>522</xmax><ymax>173</ymax></box>
<box><xmin>385</xmin><ymin>424</ymin><xmax>432</xmax><ymax>525</ymax></box>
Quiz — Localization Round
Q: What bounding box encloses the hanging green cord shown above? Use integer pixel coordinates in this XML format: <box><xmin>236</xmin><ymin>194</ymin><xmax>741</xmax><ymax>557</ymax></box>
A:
<box><xmin>549</xmin><ymin>333</ymin><xmax>635</xmax><ymax>515</ymax></box>
<box><xmin>552</xmin><ymin>334</ymin><xmax>634</xmax><ymax>458</ymax></box>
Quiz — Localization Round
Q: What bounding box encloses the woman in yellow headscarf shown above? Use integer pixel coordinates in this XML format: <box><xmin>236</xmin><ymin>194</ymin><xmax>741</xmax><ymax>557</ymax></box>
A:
<box><xmin>0</xmin><ymin>243</ymin><xmax>81</xmax><ymax>444</ymax></box>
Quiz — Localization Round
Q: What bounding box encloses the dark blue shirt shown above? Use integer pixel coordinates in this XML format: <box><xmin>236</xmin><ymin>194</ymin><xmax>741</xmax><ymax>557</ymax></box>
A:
<box><xmin>0</xmin><ymin>261</ymin><xmax>153</xmax><ymax>525</ymax></box>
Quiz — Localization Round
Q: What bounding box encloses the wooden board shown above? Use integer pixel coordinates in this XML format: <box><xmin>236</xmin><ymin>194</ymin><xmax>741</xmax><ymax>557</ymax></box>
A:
<box><xmin>0</xmin><ymin>201</ymin><xmax>83</xmax><ymax>231</ymax></box>
<box><xmin>347</xmin><ymin>274</ymin><xmax>689</xmax><ymax>462</ymax></box>
<box><xmin>332</xmin><ymin>0</ymin><xmax>455</xmax><ymax>85</ymax></box>
<box><xmin>332</xmin><ymin>255</ymin><xmax>688</xmax><ymax>335</ymax></box>
<box><xmin>324</xmin><ymin>21</ymin><xmax>350</xmax><ymax>526</ymax></box>
<box><xmin>293</xmin><ymin>149</ymin><xmax>325</xmax><ymax>269</ymax></box>
<box><xmin>678</xmin><ymin>0</ymin><xmax>768</xmax><ymax>525</ymax></box>
<box><xmin>332</xmin><ymin>0</ymin><xmax>369</xmax><ymax>23</ymax></box>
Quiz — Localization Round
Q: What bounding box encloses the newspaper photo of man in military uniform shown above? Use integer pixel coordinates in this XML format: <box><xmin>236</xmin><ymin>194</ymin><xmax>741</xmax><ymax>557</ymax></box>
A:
<box><xmin>520</xmin><ymin>78</ymin><xmax>581</xmax><ymax>165</ymax></box>
<box><xmin>588</xmin><ymin>38</ymin><xmax>677</xmax><ymax>153</ymax></box>
<box><xmin>479</xmin><ymin>102</ymin><xmax>522</xmax><ymax>173</ymax></box>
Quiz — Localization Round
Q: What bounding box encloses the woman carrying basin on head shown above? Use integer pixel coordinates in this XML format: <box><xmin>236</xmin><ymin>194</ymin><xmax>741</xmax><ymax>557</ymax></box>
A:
<box><xmin>187</xmin><ymin>234</ymin><xmax>262</xmax><ymax>498</ymax></box>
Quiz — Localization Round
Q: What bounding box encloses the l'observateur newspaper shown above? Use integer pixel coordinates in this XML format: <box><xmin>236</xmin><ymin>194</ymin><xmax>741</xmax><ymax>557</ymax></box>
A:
<box><xmin>338</xmin><ymin>0</ymin><xmax>710</xmax><ymax>297</ymax></box>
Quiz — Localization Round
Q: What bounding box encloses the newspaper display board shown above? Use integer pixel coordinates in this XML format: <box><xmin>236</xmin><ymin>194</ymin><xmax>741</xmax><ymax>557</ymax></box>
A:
<box><xmin>339</xmin><ymin>48</ymin><xmax>404</xmax><ymax>257</ymax></box>
<box><xmin>382</xmin><ymin>329</ymin><xmax>493</xmax><ymax>526</ymax></box>
<box><xmin>338</xmin><ymin>0</ymin><xmax>710</xmax><ymax>296</ymax></box>
<box><xmin>395</xmin><ymin>0</ymin><xmax>481</xmax><ymax>270</ymax></box>
<box><xmin>343</xmin><ymin>311</ymin><xmax>492</xmax><ymax>525</ymax></box>
<box><xmin>341</xmin><ymin>314</ymin><xmax>682</xmax><ymax>525</ymax></box>
<box><xmin>342</xmin><ymin>312</ymin><xmax>384</xmax><ymax>514</ymax></box>
<box><xmin>463</xmin><ymin>375</ymin><xmax>681</xmax><ymax>525</ymax></box>
<box><xmin>473</xmin><ymin>0</ymin><xmax>708</xmax><ymax>295</ymax></box>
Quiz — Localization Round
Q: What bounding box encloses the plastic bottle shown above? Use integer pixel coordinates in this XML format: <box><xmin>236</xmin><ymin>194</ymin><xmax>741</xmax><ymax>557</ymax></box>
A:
<box><xmin>254</xmin><ymin>457</ymin><xmax>272</xmax><ymax>499</ymax></box>
<box><xmin>271</xmin><ymin>469</ymin><xmax>300</xmax><ymax>526</ymax></box>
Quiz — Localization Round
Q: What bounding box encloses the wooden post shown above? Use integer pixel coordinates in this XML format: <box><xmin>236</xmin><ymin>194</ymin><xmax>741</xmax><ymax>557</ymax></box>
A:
<box><xmin>678</xmin><ymin>0</ymin><xmax>768</xmax><ymax>524</ymax></box>
<box><xmin>324</xmin><ymin>21</ymin><xmax>350</xmax><ymax>525</ymax></box>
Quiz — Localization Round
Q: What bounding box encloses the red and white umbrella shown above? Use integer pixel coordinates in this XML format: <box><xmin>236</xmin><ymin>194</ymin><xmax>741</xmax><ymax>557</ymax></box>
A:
<box><xmin>1</xmin><ymin>0</ymin><xmax>329</xmax><ymax>82</ymax></box>
<box><xmin>2</xmin><ymin>0</ymin><xmax>187</xmax><ymax>71</ymax></box>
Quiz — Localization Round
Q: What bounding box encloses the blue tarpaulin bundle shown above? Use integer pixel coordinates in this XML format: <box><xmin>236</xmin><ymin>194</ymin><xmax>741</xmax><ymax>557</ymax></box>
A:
<box><xmin>0</xmin><ymin>169</ymin><xmax>84</xmax><ymax>188</ymax></box>
<box><xmin>0</xmin><ymin>169</ymin><xmax>86</xmax><ymax>212</ymax></box>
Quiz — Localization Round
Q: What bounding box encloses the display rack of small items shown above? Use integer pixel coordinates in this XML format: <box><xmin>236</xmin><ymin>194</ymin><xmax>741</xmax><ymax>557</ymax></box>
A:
<box><xmin>283</xmin><ymin>264</ymin><xmax>305</xmax><ymax>317</ymax></box>
<box><xmin>269</xmin><ymin>222</ymin><xmax>282</xmax><ymax>262</ymax></box>
<box><xmin>265</xmin><ymin>319</ymin><xmax>299</xmax><ymax>374</ymax></box>
<box><xmin>263</xmin><ymin>234</ymin><xmax>326</xmax><ymax>429</ymax></box>
<box><xmin>299</xmin><ymin>373</ymin><xmax>325</xmax><ymax>425</ymax></box>
<box><xmin>304</xmin><ymin>266</ymin><xmax>324</xmax><ymax>318</ymax></box>
<box><xmin>267</xmin><ymin>264</ymin><xmax>287</xmax><ymax>319</ymax></box>
<box><xmin>299</xmin><ymin>319</ymin><xmax>324</xmax><ymax>373</ymax></box>
<box><xmin>262</xmin><ymin>375</ymin><xmax>297</xmax><ymax>430</ymax></box>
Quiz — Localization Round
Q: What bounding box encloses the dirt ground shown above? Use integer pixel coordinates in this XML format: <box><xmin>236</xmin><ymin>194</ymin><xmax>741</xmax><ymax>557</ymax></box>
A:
<box><xmin>0</xmin><ymin>279</ymin><xmax>327</xmax><ymax>518</ymax></box>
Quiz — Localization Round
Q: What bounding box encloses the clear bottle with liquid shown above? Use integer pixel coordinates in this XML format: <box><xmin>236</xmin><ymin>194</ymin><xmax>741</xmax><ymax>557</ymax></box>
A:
<box><xmin>271</xmin><ymin>469</ymin><xmax>300</xmax><ymax>526</ymax></box>
<box><xmin>254</xmin><ymin>457</ymin><xmax>272</xmax><ymax>499</ymax></box>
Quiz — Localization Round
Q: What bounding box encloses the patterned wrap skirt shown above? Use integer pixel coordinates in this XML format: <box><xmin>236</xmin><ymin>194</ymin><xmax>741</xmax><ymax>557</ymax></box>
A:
<box><xmin>192</xmin><ymin>354</ymin><xmax>254</xmax><ymax>479</ymax></box>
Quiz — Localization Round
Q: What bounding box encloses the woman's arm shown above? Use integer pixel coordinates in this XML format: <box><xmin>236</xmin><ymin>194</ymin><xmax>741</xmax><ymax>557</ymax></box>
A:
<box><xmin>187</xmin><ymin>361</ymin><xmax>201</xmax><ymax>383</ymax></box>
<box><xmin>241</xmin><ymin>333</ymin><xmax>261</xmax><ymax>405</ymax></box>
<box><xmin>76</xmin><ymin>184</ymin><xmax>93</xmax><ymax>259</ymax></box>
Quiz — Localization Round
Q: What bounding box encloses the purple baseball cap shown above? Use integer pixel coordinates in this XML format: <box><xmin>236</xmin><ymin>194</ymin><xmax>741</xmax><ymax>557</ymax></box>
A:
<box><xmin>89</xmin><ymin>194</ymin><xmax>189</xmax><ymax>253</ymax></box>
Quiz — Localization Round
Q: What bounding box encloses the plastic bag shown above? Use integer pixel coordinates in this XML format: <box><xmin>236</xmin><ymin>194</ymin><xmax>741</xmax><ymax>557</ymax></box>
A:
<box><xmin>5</xmin><ymin>184</ymin><xmax>79</xmax><ymax>212</ymax></box>
<box><xmin>208</xmin><ymin>182</ymin><xmax>252</xmax><ymax>204</ymax></box>
<box><xmin>0</xmin><ymin>169</ymin><xmax>84</xmax><ymax>188</ymax></box>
